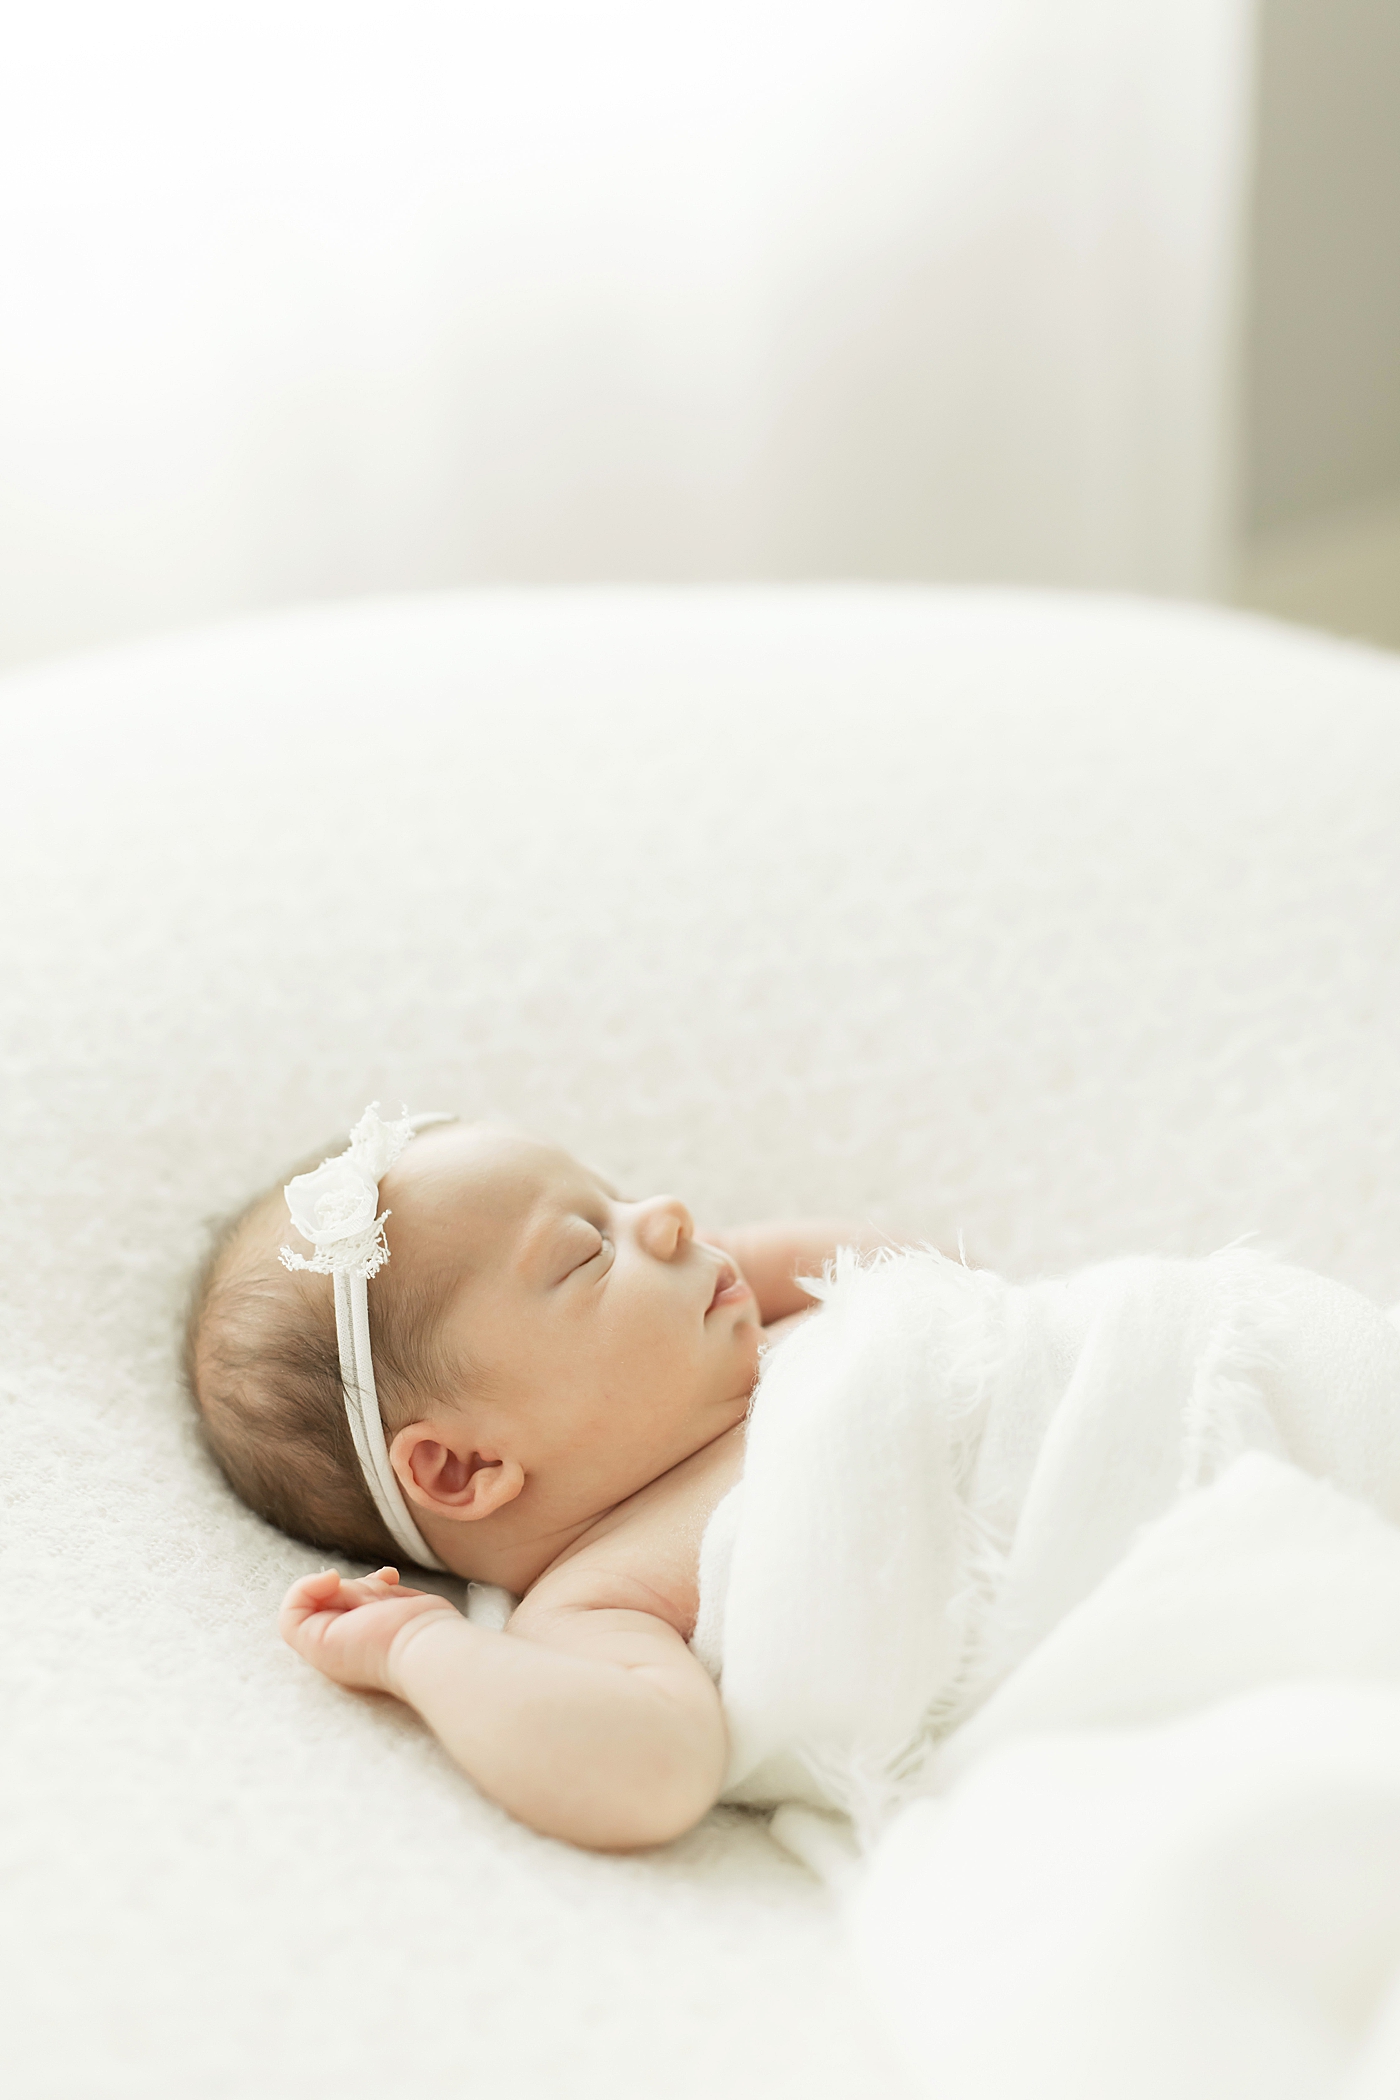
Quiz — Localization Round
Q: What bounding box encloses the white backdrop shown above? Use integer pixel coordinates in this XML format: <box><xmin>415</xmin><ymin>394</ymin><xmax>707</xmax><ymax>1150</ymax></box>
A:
<box><xmin>0</xmin><ymin>0</ymin><xmax>1254</xmax><ymax>666</ymax></box>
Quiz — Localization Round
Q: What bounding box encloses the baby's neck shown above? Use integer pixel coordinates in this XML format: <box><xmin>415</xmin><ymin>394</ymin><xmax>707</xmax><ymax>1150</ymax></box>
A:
<box><xmin>440</xmin><ymin>1419</ymin><xmax>746</xmax><ymax>1597</ymax></box>
<box><xmin>454</xmin><ymin>1509</ymin><xmax>601</xmax><ymax>1597</ymax></box>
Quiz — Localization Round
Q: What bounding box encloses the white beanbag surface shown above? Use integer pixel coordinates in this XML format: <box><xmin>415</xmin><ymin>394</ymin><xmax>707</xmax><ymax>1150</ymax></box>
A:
<box><xmin>3</xmin><ymin>587</ymin><xmax>1398</xmax><ymax>2100</ymax></box>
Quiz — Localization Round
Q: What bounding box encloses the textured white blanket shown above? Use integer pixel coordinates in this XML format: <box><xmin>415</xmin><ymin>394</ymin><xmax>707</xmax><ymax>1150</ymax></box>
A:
<box><xmin>3</xmin><ymin>586</ymin><xmax>1398</xmax><ymax>2100</ymax></box>
<box><xmin>704</xmin><ymin>1248</ymin><xmax>1400</xmax><ymax>2094</ymax></box>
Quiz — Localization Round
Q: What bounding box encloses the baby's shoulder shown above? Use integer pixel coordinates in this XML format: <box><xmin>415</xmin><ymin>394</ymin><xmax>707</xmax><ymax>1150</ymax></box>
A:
<box><xmin>513</xmin><ymin>1422</ymin><xmax>745</xmax><ymax>1641</ymax></box>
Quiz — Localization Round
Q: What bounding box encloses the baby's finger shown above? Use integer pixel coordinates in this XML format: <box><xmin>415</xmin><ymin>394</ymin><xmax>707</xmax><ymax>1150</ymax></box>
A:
<box><xmin>343</xmin><ymin>1567</ymin><xmax>420</xmax><ymax>1605</ymax></box>
<box><xmin>368</xmin><ymin>1566</ymin><xmax>432</xmax><ymax>1600</ymax></box>
<box><xmin>278</xmin><ymin>1569</ymin><xmax>343</xmax><ymax>1637</ymax></box>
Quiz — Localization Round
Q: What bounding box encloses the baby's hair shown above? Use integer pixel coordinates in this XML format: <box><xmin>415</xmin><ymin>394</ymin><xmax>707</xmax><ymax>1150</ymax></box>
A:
<box><xmin>184</xmin><ymin>1145</ymin><xmax>460</xmax><ymax>1564</ymax></box>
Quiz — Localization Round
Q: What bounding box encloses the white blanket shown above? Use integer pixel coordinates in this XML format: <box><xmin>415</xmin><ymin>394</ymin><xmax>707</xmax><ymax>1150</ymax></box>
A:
<box><xmin>702</xmin><ymin>1248</ymin><xmax>1400</xmax><ymax>2095</ymax></box>
<box><xmin>5</xmin><ymin>587</ymin><xmax>1399</xmax><ymax>2100</ymax></box>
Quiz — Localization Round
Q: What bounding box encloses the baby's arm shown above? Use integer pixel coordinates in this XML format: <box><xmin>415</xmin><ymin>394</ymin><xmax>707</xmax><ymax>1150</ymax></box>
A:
<box><xmin>705</xmin><ymin>1217</ymin><xmax>895</xmax><ymax>1326</ymax></box>
<box><xmin>280</xmin><ymin>1568</ymin><xmax>726</xmax><ymax>1852</ymax></box>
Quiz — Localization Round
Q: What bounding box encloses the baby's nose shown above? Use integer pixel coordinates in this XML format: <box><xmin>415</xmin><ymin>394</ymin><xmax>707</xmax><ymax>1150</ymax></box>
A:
<box><xmin>637</xmin><ymin>1196</ymin><xmax>694</xmax><ymax>1259</ymax></box>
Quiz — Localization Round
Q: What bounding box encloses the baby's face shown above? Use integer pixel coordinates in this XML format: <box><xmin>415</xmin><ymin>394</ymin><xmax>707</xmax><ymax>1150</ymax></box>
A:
<box><xmin>381</xmin><ymin>1124</ymin><xmax>761</xmax><ymax>1536</ymax></box>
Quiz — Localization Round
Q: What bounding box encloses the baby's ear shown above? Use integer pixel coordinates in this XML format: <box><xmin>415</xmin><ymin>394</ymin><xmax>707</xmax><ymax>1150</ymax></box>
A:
<box><xmin>391</xmin><ymin>1426</ymin><xmax>524</xmax><ymax>1523</ymax></box>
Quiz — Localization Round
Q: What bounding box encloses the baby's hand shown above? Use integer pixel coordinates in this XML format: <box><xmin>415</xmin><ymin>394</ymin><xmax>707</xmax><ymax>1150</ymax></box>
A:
<box><xmin>279</xmin><ymin>1566</ymin><xmax>457</xmax><ymax>1696</ymax></box>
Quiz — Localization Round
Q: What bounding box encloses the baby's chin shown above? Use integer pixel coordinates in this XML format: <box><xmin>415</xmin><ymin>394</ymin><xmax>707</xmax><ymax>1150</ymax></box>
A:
<box><xmin>729</xmin><ymin>1350</ymin><xmax>762</xmax><ymax>1418</ymax></box>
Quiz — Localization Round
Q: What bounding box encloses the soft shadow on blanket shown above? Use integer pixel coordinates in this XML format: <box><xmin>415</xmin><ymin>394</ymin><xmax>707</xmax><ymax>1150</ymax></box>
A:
<box><xmin>701</xmin><ymin>1248</ymin><xmax>1400</xmax><ymax>2100</ymax></box>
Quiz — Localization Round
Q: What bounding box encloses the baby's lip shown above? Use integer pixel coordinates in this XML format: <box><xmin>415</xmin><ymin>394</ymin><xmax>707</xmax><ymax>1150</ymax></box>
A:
<box><xmin>707</xmin><ymin>1256</ymin><xmax>741</xmax><ymax>1312</ymax></box>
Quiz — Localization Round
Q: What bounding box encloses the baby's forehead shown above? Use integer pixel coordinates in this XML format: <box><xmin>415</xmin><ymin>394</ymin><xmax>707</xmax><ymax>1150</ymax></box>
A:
<box><xmin>397</xmin><ymin>1122</ymin><xmax>584</xmax><ymax>1195</ymax></box>
<box><xmin>385</xmin><ymin>1124</ymin><xmax>602</xmax><ymax>1263</ymax></box>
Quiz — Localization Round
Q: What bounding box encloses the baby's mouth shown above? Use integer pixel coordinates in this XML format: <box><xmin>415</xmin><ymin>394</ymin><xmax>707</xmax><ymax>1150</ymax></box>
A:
<box><xmin>707</xmin><ymin>1259</ymin><xmax>738</xmax><ymax>1312</ymax></box>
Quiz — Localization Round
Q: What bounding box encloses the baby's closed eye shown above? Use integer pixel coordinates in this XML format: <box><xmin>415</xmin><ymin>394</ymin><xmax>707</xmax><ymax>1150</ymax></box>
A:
<box><xmin>561</xmin><ymin>1222</ymin><xmax>611</xmax><ymax>1277</ymax></box>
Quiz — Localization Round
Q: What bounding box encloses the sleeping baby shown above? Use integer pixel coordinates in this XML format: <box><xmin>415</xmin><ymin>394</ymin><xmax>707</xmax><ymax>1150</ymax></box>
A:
<box><xmin>187</xmin><ymin>1104</ymin><xmax>1400</xmax><ymax>1854</ymax></box>
<box><xmin>186</xmin><ymin>1106</ymin><xmax>887</xmax><ymax>1849</ymax></box>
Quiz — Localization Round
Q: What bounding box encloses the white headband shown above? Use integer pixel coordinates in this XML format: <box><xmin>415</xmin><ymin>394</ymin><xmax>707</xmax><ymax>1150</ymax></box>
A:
<box><xmin>280</xmin><ymin>1103</ymin><xmax>455</xmax><ymax>1570</ymax></box>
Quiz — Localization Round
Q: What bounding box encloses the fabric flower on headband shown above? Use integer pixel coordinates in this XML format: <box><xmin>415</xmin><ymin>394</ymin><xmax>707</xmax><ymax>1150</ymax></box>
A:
<box><xmin>279</xmin><ymin>1103</ymin><xmax>416</xmax><ymax>1281</ymax></box>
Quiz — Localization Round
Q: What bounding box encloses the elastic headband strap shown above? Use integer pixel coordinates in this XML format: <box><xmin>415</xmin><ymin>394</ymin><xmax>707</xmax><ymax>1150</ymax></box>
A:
<box><xmin>334</xmin><ymin>1267</ymin><xmax>447</xmax><ymax>1570</ymax></box>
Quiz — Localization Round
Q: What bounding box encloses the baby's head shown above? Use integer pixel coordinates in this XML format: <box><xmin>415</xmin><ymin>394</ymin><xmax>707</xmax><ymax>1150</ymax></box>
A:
<box><xmin>186</xmin><ymin>1118</ymin><xmax>761</xmax><ymax>1585</ymax></box>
